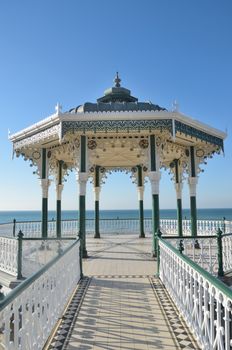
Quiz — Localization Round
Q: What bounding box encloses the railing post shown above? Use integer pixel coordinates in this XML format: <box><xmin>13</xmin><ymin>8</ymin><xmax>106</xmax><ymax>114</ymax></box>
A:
<box><xmin>13</xmin><ymin>218</ymin><xmax>16</xmax><ymax>237</ymax></box>
<box><xmin>222</xmin><ymin>216</ymin><xmax>226</xmax><ymax>233</ymax></box>
<box><xmin>178</xmin><ymin>240</ymin><xmax>184</xmax><ymax>254</ymax></box>
<box><xmin>217</xmin><ymin>228</ymin><xmax>224</xmax><ymax>277</ymax></box>
<box><xmin>156</xmin><ymin>229</ymin><xmax>162</xmax><ymax>276</ymax></box>
<box><xmin>17</xmin><ymin>230</ymin><xmax>24</xmax><ymax>279</ymax></box>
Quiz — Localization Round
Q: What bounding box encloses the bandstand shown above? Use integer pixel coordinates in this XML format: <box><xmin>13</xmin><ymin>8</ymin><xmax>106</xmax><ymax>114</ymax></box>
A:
<box><xmin>10</xmin><ymin>73</ymin><xmax>226</xmax><ymax>257</ymax></box>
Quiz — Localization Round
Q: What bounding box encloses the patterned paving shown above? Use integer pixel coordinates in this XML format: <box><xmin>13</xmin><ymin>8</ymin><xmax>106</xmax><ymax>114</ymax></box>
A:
<box><xmin>150</xmin><ymin>278</ymin><xmax>199</xmax><ymax>349</ymax></box>
<box><xmin>46</xmin><ymin>234</ymin><xmax>199</xmax><ymax>350</ymax></box>
<box><xmin>47</xmin><ymin>277</ymin><xmax>91</xmax><ymax>350</ymax></box>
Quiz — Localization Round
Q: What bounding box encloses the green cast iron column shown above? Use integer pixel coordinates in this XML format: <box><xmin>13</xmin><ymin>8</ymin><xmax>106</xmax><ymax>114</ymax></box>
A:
<box><xmin>189</xmin><ymin>146</ymin><xmax>197</xmax><ymax>237</ymax></box>
<box><xmin>41</xmin><ymin>148</ymin><xmax>48</xmax><ymax>238</ymax></box>
<box><xmin>94</xmin><ymin>165</ymin><xmax>100</xmax><ymax>239</ymax></box>
<box><xmin>79</xmin><ymin>194</ymin><xmax>87</xmax><ymax>256</ymax></box>
<box><xmin>137</xmin><ymin>165</ymin><xmax>145</xmax><ymax>238</ymax></box>
<box><xmin>152</xmin><ymin>194</ymin><xmax>160</xmax><ymax>240</ymax></box>
<box><xmin>56</xmin><ymin>200</ymin><xmax>61</xmax><ymax>237</ymax></box>
<box><xmin>79</xmin><ymin>135</ymin><xmax>88</xmax><ymax>258</ymax></box>
<box><xmin>56</xmin><ymin>160</ymin><xmax>63</xmax><ymax>238</ymax></box>
<box><xmin>149</xmin><ymin>135</ymin><xmax>160</xmax><ymax>256</ymax></box>
<box><xmin>94</xmin><ymin>200</ymin><xmax>100</xmax><ymax>238</ymax></box>
<box><xmin>190</xmin><ymin>196</ymin><xmax>197</xmax><ymax>237</ymax></box>
<box><xmin>174</xmin><ymin>160</ymin><xmax>183</xmax><ymax>237</ymax></box>
<box><xmin>177</xmin><ymin>198</ymin><xmax>183</xmax><ymax>237</ymax></box>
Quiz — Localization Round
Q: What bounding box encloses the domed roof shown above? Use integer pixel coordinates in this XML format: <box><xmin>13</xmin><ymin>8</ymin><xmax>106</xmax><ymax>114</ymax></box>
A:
<box><xmin>69</xmin><ymin>73</ymin><xmax>166</xmax><ymax>113</ymax></box>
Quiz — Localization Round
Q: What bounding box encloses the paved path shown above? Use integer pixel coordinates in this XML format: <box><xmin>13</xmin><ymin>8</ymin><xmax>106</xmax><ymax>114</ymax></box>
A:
<box><xmin>48</xmin><ymin>234</ymin><xmax>199</xmax><ymax>350</ymax></box>
<box><xmin>83</xmin><ymin>234</ymin><xmax>155</xmax><ymax>276</ymax></box>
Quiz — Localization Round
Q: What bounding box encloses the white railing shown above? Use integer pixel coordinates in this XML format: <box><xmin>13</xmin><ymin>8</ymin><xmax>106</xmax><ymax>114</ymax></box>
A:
<box><xmin>197</xmin><ymin>220</ymin><xmax>223</xmax><ymax>236</ymax></box>
<box><xmin>159</xmin><ymin>238</ymin><xmax>232</xmax><ymax>350</ymax></box>
<box><xmin>166</xmin><ymin>236</ymin><xmax>219</xmax><ymax>276</ymax></box>
<box><xmin>0</xmin><ymin>238</ymin><xmax>80</xmax><ymax>350</ymax></box>
<box><xmin>224</xmin><ymin>220</ymin><xmax>232</xmax><ymax>233</ymax></box>
<box><xmin>166</xmin><ymin>233</ymin><xmax>232</xmax><ymax>277</ymax></box>
<box><xmin>222</xmin><ymin>234</ymin><xmax>232</xmax><ymax>273</ymax></box>
<box><xmin>21</xmin><ymin>238</ymin><xmax>75</xmax><ymax>278</ymax></box>
<box><xmin>0</xmin><ymin>218</ymin><xmax>230</xmax><ymax>238</ymax></box>
<box><xmin>0</xmin><ymin>222</ymin><xmax>14</xmax><ymax>237</ymax></box>
<box><xmin>0</xmin><ymin>237</ymin><xmax>18</xmax><ymax>276</ymax></box>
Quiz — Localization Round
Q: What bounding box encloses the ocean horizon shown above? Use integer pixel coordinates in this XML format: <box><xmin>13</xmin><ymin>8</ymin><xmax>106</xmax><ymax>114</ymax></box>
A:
<box><xmin>0</xmin><ymin>208</ymin><xmax>231</xmax><ymax>224</ymax></box>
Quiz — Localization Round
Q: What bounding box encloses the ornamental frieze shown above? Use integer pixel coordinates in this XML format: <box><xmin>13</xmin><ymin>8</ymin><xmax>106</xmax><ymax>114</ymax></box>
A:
<box><xmin>13</xmin><ymin>124</ymin><xmax>60</xmax><ymax>150</ymax></box>
<box><xmin>61</xmin><ymin>119</ymin><xmax>173</xmax><ymax>137</ymax></box>
<box><xmin>175</xmin><ymin>120</ymin><xmax>224</xmax><ymax>148</ymax></box>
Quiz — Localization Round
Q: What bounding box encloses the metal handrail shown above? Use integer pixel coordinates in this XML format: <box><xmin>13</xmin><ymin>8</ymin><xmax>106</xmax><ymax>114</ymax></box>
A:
<box><xmin>159</xmin><ymin>236</ymin><xmax>232</xmax><ymax>300</ymax></box>
<box><xmin>0</xmin><ymin>237</ymin><xmax>80</xmax><ymax>310</ymax></box>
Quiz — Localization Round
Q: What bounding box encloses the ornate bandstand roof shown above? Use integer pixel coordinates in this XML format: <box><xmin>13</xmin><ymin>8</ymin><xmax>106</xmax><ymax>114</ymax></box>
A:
<box><xmin>69</xmin><ymin>73</ymin><xmax>166</xmax><ymax>114</ymax></box>
<box><xmin>9</xmin><ymin>73</ymin><xmax>227</xmax><ymax>182</ymax></box>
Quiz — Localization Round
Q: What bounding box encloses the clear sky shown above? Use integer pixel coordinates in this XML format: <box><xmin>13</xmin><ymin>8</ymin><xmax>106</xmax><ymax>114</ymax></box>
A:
<box><xmin>0</xmin><ymin>0</ymin><xmax>231</xmax><ymax>211</ymax></box>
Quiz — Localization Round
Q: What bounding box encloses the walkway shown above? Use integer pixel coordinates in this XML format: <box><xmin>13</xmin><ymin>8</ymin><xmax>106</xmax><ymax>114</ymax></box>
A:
<box><xmin>47</xmin><ymin>234</ymin><xmax>199</xmax><ymax>350</ymax></box>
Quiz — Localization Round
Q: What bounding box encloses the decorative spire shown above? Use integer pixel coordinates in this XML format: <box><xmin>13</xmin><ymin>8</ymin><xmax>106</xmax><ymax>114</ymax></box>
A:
<box><xmin>55</xmin><ymin>102</ymin><xmax>62</xmax><ymax>114</ymax></box>
<box><xmin>114</xmin><ymin>72</ymin><xmax>121</xmax><ymax>87</ymax></box>
<box><xmin>172</xmin><ymin>100</ymin><xmax>179</xmax><ymax>112</ymax></box>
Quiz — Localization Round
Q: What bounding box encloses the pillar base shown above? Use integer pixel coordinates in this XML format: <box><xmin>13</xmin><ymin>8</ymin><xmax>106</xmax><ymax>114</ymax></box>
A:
<box><xmin>82</xmin><ymin>249</ymin><xmax>88</xmax><ymax>259</ymax></box>
<box><xmin>151</xmin><ymin>251</ymin><xmax>157</xmax><ymax>259</ymax></box>
<box><xmin>139</xmin><ymin>233</ymin><xmax>145</xmax><ymax>238</ymax></box>
<box><xmin>94</xmin><ymin>233</ymin><xmax>101</xmax><ymax>239</ymax></box>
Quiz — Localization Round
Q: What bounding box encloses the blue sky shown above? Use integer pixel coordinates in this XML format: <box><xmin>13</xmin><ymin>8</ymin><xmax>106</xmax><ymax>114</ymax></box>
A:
<box><xmin>0</xmin><ymin>0</ymin><xmax>231</xmax><ymax>210</ymax></box>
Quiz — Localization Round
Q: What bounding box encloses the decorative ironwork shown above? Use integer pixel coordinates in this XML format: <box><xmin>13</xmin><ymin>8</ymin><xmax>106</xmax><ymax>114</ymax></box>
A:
<box><xmin>32</xmin><ymin>151</ymin><xmax>41</xmax><ymax>160</ymax></box>
<box><xmin>1</xmin><ymin>218</ymin><xmax>229</xmax><ymax>238</ymax></box>
<box><xmin>0</xmin><ymin>240</ymin><xmax>80</xmax><ymax>349</ymax></box>
<box><xmin>13</xmin><ymin>124</ymin><xmax>60</xmax><ymax>150</ymax></box>
<box><xmin>61</xmin><ymin>119</ymin><xmax>173</xmax><ymax>137</ymax></box>
<box><xmin>0</xmin><ymin>237</ymin><xmax>18</xmax><ymax>276</ymax></box>
<box><xmin>87</xmin><ymin>139</ymin><xmax>97</xmax><ymax>150</ymax></box>
<box><xmin>196</xmin><ymin>148</ymin><xmax>205</xmax><ymax>157</ymax></box>
<box><xmin>139</xmin><ymin>139</ymin><xmax>149</xmax><ymax>149</ymax></box>
<box><xmin>159</xmin><ymin>238</ymin><xmax>232</xmax><ymax>350</ymax></box>
<box><xmin>175</xmin><ymin>120</ymin><xmax>224</xmax><ymax>148</ymax></box>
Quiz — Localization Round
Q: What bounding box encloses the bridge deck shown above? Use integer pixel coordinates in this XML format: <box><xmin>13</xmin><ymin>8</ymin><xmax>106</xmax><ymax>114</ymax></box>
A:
<box><xmin>47</xmin><ymin>234</ymin><xmax>199</xmax><ymax>350</ymax></box>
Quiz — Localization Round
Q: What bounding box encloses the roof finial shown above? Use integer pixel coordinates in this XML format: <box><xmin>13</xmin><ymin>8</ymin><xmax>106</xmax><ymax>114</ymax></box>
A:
<box><xmin>114</xmin><ymin>72</ymin><xmax>121</xmax><ymax>87</ymax></box>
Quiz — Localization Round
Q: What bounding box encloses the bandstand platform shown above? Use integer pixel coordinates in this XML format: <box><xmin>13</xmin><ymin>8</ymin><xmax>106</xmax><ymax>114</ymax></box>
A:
<box><xmin>46</xmin><ymin>234</ymin><xmax>199</xmax><ymax>350</ymax></box>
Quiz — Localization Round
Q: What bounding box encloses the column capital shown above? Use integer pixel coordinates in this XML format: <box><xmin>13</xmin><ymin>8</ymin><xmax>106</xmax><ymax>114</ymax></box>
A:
<box><xmin>77</xmin><ymin>172</ymin><xmax>89</xmax><ymax>183</ymax></box>
<box><xmin>40</xmin><ymin>179</ymin><xmax>50</xmax><ymax>198</ymax></box>
<box><xmin>175</xmin><ymin>183</ymin><xmax>183</xmax><ymax>199</ymax></box>
<box><xmin>148</xmin><ymin>171</ymin><xmax>161</xmax><ymax>194</ymax></box>
<box><xmin>188</xmin><ymin>176</ymin><xmax>198</xmax><ymax>196</ymax></box>
<box><xmin>56</xmin><ymin>184</ymin><xmax>64</xmax><ymax>200</ymax></box>
<box><xmin>137</xmin><ymin>186</ymin><xmax>144</xmax><ymax>201</ymax></box>
<box><xmin>148</xmin><ymin>171</ymin><xmax>161</xmax><ymax>182</ymax></box>
<box><xmin>93</xmin><ymin>186</ymin><xmax>101</xmax><ymax>201</ymax></box>
<box><xmin>77</xmin><ymin>172</ymin><xmax>89</xmax><ymax>196</ymax></box>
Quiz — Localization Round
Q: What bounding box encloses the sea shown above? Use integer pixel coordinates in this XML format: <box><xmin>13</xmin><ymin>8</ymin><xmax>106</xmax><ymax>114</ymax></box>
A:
<box><xmin>0</xmin><ymin>208</ymin><xmax>231</xmax><ymax>224</ymax></box>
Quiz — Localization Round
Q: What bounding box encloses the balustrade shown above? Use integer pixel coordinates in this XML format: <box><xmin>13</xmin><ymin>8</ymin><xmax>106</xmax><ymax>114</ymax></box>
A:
<box><xmin>0</xmin><ymin>237</ymin><xmax>18</xmax><ymax>276</ymax></box>
<box><xmin>0</xmin><ymin>217</ymin><xmax>230</xmax><ymax>238</ymax></box>
<box><xmin>0</xmin><ymin>222</ymin><xmax>14</xmax><ymax>237</ymax></box>
<box><xmin>21</xmin><ymin>238</ymin><xmax>75</xmax><ymax>278</ymax></box>
<box><xmin>0</xmin><ymin>235</ymin><xmax>75</xmax><ymax>281</ymax></box>
<box><xmin>159</xmin><ymin>238</ymin><xmax>232</xmax><ymax>350</ymax></box>
<box><xmin>166</xmin><ymin>236</ymin><xmax>218</xmax><ymax>275</ymax></box>
<box><xmin>222</xmin><ymin>234</ymin><xmax>232</xmax><ymax>272</ymax></box>
<box><xmin>0</xmin><ymin>239</ymin><xmax>80</xmax><ymax>350</ymax></box>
